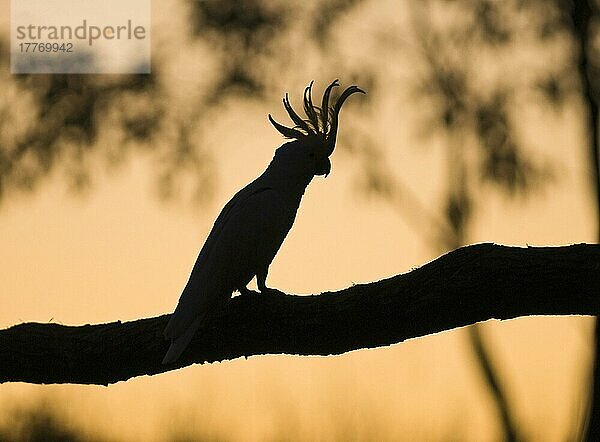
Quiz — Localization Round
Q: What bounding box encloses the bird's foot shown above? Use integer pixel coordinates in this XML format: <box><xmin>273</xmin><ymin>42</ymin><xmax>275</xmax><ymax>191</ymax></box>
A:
<box><xmin>238</xmin><ymin>287</ymin><xmax>256</xmax><ymax>297</ymax></box>
<box><xmin>258</xmin><ymin>286</ymin><xmax>286</xmax><ymax>296</ymax></box>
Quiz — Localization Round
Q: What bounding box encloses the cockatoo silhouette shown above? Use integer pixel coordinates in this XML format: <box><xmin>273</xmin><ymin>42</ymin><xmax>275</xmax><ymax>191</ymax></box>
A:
<box><xmin>162</xmin><ymin>80</ymin><xmax>364</xmax><ymax>364</ymax></box>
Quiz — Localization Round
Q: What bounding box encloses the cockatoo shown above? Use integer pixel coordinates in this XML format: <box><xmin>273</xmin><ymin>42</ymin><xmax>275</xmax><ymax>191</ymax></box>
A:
<box><xmin>162</xmin><ymin>79</ymin><xmax>364</xmax><ymax>364</ymax></box>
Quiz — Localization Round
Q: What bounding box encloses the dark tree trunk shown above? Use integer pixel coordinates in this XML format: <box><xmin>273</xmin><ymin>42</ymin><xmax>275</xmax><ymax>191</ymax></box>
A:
<box><xmin>466</xmin><ymin>326</ymin><xmax>518</xmax><ymax>441</ymax></box>
<box><xmin>571</xmin><ymin>2</ymin><xmax>600</xmax><ymax>439</ymax></box>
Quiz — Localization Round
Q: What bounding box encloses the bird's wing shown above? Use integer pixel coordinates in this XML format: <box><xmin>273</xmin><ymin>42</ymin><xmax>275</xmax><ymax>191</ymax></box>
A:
<box><xmin>162</xmin><ymin>185</ymin><xmax>295</xmax><ymax>365</ymax></box>
<box><xmin>195</xmin><ymin>183</ymin><xmax>272</xmax><ymax>269</ymax></box>
<box><xmin>164</xmin><ymin>182</ymin><xmax>274</xmax><ymax>340</ymax></box>
<box><xmin>200</xmin><ymin>186</ymin><xmax>295</xmax><ymax>291</ymax></box>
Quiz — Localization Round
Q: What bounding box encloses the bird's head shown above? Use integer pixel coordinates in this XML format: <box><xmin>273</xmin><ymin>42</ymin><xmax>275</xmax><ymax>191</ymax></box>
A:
<box><xmin>268</xmin><ymin>79</ymin><xmax>365</xmax><ymax>177</ymax></box>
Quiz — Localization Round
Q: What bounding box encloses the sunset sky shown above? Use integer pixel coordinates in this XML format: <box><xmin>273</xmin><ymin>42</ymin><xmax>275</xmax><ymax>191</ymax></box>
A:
<box><xmin>0</xmin><ymin>0</ymin><xmax>597</xmax><ymax>440</ymax></box>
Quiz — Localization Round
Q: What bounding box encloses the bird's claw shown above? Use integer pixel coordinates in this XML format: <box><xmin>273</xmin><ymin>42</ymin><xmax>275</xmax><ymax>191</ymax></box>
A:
<box><xmin>259</xmin><ymin>287</ymin><xmax>286</xmax><ymax>296</ymax></box>
<box><xmin>238</xmin><ymin>287</ymin><xmax>255</xmax><ymax>297</ymax></box>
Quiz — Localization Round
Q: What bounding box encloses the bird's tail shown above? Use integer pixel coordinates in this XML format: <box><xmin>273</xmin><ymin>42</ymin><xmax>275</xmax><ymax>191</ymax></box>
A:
<box><xmin>162</xmin><ymin>317</ymin><xmax>203</xmax><ymax>365</ymax></box>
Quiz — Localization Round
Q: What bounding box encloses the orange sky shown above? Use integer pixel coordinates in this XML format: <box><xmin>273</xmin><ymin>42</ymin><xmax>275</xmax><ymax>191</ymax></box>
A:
<box><xmin>0</xmin><ymin>0</ymin><xmax>598</xmax><ymax>440</ymax></box>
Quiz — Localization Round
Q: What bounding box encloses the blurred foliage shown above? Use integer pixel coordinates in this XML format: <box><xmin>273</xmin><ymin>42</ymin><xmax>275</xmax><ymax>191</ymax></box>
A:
<box><xmin>190</xmin><ymin>0</ymin><xmax>289</xmax><ymax>99</ymax></box>
<box><xmin>0</xmin><ymin>0</ymin><xmax>288</xmax><ymax>205</ymax></box>
<box><xmin>0</xmin><ymin>0</ymin><xmax>367</xmax><ymax>206</ymax></box>
<box><xmin>0</xmin><ymin>398</ymin><xmax>466</xmax><ymax>442</ymax></box>
<box><xmin>0</xmin><ymin>401</ymin><xmax>101</xmax><ymax>442</ymax></box>
<box><xmin>5</xmin><ymin>74</ymin><xmax>158</xmax><ymax>191</ymax></box>
<box><xmin>0</xmin><ymin>22</ymin><xmax>164</xmax><ymax>196</ymax></box>
<box><xmin>0</xmin><ymin>0</ymin><xmax>590</xmax><ymax>209</ymax></box>
<box><xmin>311</xmin><ymin>0</ymin><xmax>364</xmax><ymax>46</ymax></box>
<box><xmin>413</xmin><ymin>1</ymin><xmax>555</xmax><ymax>200</ymax></box>
<box><xmin>0</xmin><ymin>0</ymin><xmax>380</xmax><ymax>207</ymax></box>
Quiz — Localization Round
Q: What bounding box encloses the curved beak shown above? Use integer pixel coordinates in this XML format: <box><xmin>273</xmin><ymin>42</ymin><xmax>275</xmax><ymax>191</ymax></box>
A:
<box><xmin>315</xmin><ymin>157</ymin><xmax>331</xmax><ymax>177</ymax></box>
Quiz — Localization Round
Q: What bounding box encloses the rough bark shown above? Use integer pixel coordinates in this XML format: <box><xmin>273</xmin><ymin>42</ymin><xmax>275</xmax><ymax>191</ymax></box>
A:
<box><xmin>1</xmin><ymin>243</ymin><xmax>599</xmax><ymax>386</ymax></box>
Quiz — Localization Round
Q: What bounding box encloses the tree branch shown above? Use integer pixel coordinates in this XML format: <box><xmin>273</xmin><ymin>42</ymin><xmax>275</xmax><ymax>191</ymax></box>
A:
<box><xmin>1</xmin><ymin>243</ymin><xmax>599</xmax><ymax>386</ymax></box>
